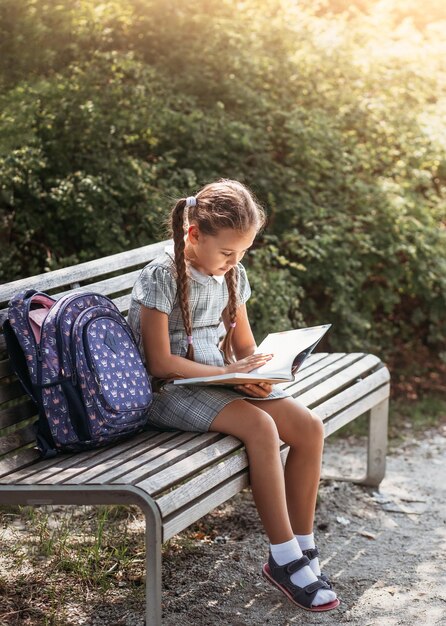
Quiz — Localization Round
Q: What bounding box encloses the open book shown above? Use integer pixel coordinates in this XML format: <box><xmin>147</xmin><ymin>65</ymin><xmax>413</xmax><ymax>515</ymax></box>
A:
<box><xmin>173</xmin><ymin>324</ymin><xmax>331</xmax><ymax>386</ymax></box>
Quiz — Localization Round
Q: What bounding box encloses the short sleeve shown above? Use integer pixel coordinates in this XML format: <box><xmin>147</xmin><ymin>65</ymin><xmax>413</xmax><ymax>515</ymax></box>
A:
<box><xmin>132</xmin><ymin>264</ymin><xmax>177</xmax><ymax>315</ymax></box>
<box><xmin>237</xmin><ymin>262</ymin><xmax>251</xmax><ymax>306</ymax></box>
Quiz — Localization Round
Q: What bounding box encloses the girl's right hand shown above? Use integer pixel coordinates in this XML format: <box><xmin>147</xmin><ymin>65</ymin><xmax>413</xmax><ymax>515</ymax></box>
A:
<box><xmin>223</xmin><ymin>353</ymin><xmax>273</xmax><ymax>374</ymax></box>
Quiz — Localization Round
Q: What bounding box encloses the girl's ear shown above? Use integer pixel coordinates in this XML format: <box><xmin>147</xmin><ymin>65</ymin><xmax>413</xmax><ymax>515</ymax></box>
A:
<box><xmin>187</xmin><ymin>223</ymin><xmax>200</xmax><ymax>245</ymax></box>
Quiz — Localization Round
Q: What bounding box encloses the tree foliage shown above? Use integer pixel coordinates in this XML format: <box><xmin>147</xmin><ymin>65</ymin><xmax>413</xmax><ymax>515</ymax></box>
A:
<box><xmin>1</xmin><ymin>0</ymin><xmax>445</xmax><ymax>379</ymax></box>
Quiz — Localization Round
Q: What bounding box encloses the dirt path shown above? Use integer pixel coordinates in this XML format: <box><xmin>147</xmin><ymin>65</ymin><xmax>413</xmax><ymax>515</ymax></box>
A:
<box><xmin>160</xmin><ymin>426</ymin><xmax>446</xmax><ymax>626</ymax></box>
<box><xmin>1</xmin><ymin>425</ymin><xmax>445</xmax><ymax>625</ymax></box>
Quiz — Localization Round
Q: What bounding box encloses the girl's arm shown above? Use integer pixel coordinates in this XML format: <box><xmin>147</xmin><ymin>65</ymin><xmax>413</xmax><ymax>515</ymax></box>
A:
<box><xmin>141</xmin><ymin>306</ymin><xmax>270</xmax><ymax>379</ymax></box>
<box><xmin>222</xmin><ymin>304</ymin><xmax>274</xmax><ymax>399</ymax></box>
<box><xmin>141</xmin><ymin>306</ymin><xmax>225</xmax><ymax>378</ymax></box>
<box><xmin>222</xmin><ymin>303</ymin><xmax>257</xmax><ymax>359</ymax></box>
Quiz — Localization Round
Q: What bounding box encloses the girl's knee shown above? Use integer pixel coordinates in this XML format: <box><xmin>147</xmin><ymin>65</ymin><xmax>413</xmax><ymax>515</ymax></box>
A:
<box><xmin>307</xmin><ymin>409</ymin><xmax>324</xmax><ymax>431</ymax></box>
<box><xmin>286</xmin><ymin>406</ymin><xmax>324</xmax><ymax>448</ymax></box>
<box><xmin>211</xmin><ymin>400</ymin><xmax>279</xmax><ymax>448</ymax></box>
<box><xmin>310</xmin><ymin>411</ymin><xmax>325</xmax><ymax>443</ymax></box>
<box><xmin>243</xmin><ymin>407</ymin><xmax>280</xmax><ymax>449</ymax></box>
<box><xmin>299</xmin><ymin>409</ymin><xmax>324</xmax><ymax>441</ymax></box>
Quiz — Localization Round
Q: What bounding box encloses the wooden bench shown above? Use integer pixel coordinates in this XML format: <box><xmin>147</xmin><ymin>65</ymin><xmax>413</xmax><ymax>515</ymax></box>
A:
<box><xmin>0</xmin><ymin>240</ymin><xmax>390</xmax><ymax>625</ymax></box>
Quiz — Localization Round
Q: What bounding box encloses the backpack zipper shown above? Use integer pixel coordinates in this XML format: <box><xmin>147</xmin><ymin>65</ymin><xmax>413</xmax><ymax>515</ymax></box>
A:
<box><xmin>24</xmin><ymin>293</ymin><xmax>49</xmax><ymax>388</ymax></box>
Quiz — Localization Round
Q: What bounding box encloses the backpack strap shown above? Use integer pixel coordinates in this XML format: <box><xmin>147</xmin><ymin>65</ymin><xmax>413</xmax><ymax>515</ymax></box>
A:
<box><xmin>2</xmin><ymin>319</ymin><xmax>37</xmax><ymax>401</ymax></box>
<box><xmin>3</xmin><ymin>319</ymin><xmax>58</xmax><ymax>459</ymax></box>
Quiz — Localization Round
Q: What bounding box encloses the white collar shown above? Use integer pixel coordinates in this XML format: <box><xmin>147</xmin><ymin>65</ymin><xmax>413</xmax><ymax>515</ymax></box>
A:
<box><xmin>164</xmin><ymin>246</ymin><xmax>225</xmax><ymax>285</ymax></box>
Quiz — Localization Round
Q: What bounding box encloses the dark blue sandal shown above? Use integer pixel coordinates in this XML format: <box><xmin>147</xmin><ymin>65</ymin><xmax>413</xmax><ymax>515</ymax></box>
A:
<box><xmin>302</xmin><ymin>546</ymin><xmax>334</xmax><ymax>589</ymax></box>
<box><xmin>262</xmin><ymin>552</ymin><xmax>340</xmax><ymax>612</ymax></box>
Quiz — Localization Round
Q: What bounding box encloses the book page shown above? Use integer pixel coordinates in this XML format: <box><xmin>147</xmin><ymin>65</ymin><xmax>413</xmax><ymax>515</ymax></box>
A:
<box><xmin>174</xmin><ymin>372</ymin><xmax>292</xmax><ymax>386</ymax></box>
<box><xmin>250</xmin><ymin>325</ymin><xmax>331</xmax><ymax>377</ymax></box>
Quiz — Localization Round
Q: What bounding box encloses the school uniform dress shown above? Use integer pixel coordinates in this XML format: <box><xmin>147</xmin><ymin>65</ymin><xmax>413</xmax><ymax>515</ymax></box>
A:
<box><xmin>127</xmin><ymin>246</ymin><xmax>290</xmax><ymax>432</ymax></box>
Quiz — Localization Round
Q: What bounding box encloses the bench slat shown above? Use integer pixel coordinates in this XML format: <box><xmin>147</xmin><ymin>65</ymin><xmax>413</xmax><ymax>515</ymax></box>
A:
<box><xmin>111</xmin><ymin>294</ymin><xmax>132</xmax><ymax>315</ymax></box>
<box><xmin>293</xmin><ymin>353</ymin><xmax>361</xmax><ymax>385</ymax></box>
<box><xmin>1</xmin><ymin>269</ymin><xmax>142</xmax><ymax>333</ymax></box>
<box><xmin>1</xmin><ymin>290</ymin><xmax>132</xmax><ymax>330</ymax></box>
<box><xmin>135</xmin><ymin>435</ymin><xmax>243</xmax><ymax>496</ymax></box>
<box><xmin>56</xmin><ymin>431</ymin><xmax>195</xmax><ymax>485</ymax></box>
<box><xmin>0</xmin><ymin>380</ymin><xmax>27</xmax><ymax>405</ymax></box>
<box><xmin>0</xmin><ymin>424</ymin><xmax>36</xmax><ymax>456</ymax></box>
<box><xmin>11</xmin><ymin>431</ymin><xmax>160</xmax><ymax>484</ymax></box>
<box><xmin>57</xmin><ymin>432</ymin><xmax>216</xmax><ymax>486</ymax></box>
<box><xmin>0</xmin><ymin>359</ymin><xmax>12</xmax><ymax>379</ymax></box>
<box><xmin>279</xmin><ymin>353</ymin><xmax>348</xmax><ymax>391</ymax></box>
<box><xmin>163</xmin><ymin>472</ymin><xmax>249</xmax><ymax>542</ymax></box>
<box><xmin>0</xmin><ymin>241</ymin><xmax>169</xmax><ymax>307</ymax></box>
<box><xmin>286</xmin><ymin>353</ymin><xmax>366</xmax><ymax>399</ymax></box>
<box><xmin>0</xmin><ymin>447</ymin><xmax>40</xmax><ymax>479</ymax></box>
<box><xmin>105</xmin><ymin>432</ymin><xmax>223</xmax><ymax>486</ymax></box>
<box><xmin>316</xmin><ymin>367</ymin><xmax>390</xmax><ymax>421</ymax></box>
<box><xmin>295</xmin><ymin>354</ymin><xmax>382</xmax><ymax>407</ymax></box>
<box><xmin>323</xmin><ymin>384</ymin><xmax>390</xmax><ymax>437</ymax></box>
<box><xmin>52</xmin><ymin>269</ymin><xmax>142</xmax><ymax>300</ymax></box>
<box><xmin>157</xmin><ymin>438</ymin><xmax>293</xmax><ymax>518</ymax></box>
<box><xmin>0</xmin><ymin>400</ymin><xmax>36</xmax><ymax>431</ymax></box>
<box><xmin>156</xmin><ymin>447</ymin><xmax>249</xmax><ymax>517</ymax></box>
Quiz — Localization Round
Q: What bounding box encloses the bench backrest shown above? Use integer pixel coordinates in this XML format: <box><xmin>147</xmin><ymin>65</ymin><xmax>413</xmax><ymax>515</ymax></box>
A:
<box><xmin>0</xmin><ymin>240</ymin><xmax>170</xmax><ymax>473</ymax></box>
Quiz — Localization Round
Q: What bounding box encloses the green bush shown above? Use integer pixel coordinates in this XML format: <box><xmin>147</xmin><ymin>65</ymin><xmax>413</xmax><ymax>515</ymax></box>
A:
<box><xmin>0</xmin><ymin>0</ymin><xmax>445</xmax><ymax>376</ymax></box>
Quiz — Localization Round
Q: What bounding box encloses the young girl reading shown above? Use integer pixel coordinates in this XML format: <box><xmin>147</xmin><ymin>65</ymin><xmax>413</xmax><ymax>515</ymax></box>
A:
<box><xmin>128</xmin><ymin>179</ymin><xmax>340</xmax><ymax>612</ymax></box>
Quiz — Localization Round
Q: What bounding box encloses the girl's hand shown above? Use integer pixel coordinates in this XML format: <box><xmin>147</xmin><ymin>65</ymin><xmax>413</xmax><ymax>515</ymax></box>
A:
<box><xmin>223</xmin><ymin>353</ymin><xmax>273</xmax><ymax>374</ymax></box>
<box><xmin>234</xmin><ymin>382</ymin><xmax>273</xmax><ymax>398</ymax></box>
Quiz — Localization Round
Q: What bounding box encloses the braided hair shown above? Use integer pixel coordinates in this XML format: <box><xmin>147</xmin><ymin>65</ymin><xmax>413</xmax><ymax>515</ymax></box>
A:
<box><xmin>169</xmin><ymin>179</ymin><xmax>266</xmax><ymax>365</ymax></box>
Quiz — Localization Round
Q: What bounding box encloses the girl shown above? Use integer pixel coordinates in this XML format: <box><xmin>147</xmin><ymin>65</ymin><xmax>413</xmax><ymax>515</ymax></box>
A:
<box><xmin>128</xmin><ymin>179</ymin><xmax>339</xmax><ymax>612</ymax></box>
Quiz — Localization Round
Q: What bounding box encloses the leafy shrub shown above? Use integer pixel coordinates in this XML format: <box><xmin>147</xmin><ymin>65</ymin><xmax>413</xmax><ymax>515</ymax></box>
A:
<box><xmin>0</xmin><ymin>0</ymin><xmax>445</xmax><ymax>377</ymax></box>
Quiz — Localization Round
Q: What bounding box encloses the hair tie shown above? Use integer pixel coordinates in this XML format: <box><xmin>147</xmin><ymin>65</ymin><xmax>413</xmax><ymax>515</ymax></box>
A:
<box><xmin>185</xmin><ymin>196</ymin><xmax>197</xmax><ymax>208</ymax></box>
<box><xmin>187</xmin><ymin>335</ymin><xmax>193</xmax><ymax>344</ymax></box>
<box><xmin>230</xmin><ymin>322</ymin><xmax>237</xmax><ymax>328</ymax></box>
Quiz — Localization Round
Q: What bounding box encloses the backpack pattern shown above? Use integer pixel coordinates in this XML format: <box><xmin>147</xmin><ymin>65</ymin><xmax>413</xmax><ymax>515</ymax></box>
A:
<box><xmin>5</xmin><ymin>289</ymin><xmax>152</xmax><ymax>456</ymax></box>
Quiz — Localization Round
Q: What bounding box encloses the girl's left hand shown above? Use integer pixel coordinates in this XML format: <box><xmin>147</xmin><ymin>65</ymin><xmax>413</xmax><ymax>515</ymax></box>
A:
<box><xmin>234</xmin><ymin>382</ymin><xmax>273</xmax><ymax>398</ymax></box>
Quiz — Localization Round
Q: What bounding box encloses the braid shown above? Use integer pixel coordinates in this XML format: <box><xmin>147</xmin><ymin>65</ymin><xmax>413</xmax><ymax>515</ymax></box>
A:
<box><xmin>162</xmin><ymin>179</ymin><xmax>266</xmax><ymax>374</ymax></box>
<box><xmin>172</xmin><ymin>200</ymin><xmax>195</xmax><ymax>361</ymax></box>
<box><xmin>220</xmin><ymin>267</ymin><xmax>238</xmax><ymax>365</ymax></box>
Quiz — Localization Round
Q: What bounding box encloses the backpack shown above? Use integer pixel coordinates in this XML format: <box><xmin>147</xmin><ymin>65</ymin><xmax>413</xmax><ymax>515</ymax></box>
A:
<box><xmin>3</xmin><ymin>289</ymin><xmax>153</xmax><ymax>458</ymax></box>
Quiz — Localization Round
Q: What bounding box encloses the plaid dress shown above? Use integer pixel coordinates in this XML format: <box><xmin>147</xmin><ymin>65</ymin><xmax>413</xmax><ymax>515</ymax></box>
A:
<box><xmin>127</xmin><ymin>246</ymin><xmax>289</xmax><ymax>431</ymax></box>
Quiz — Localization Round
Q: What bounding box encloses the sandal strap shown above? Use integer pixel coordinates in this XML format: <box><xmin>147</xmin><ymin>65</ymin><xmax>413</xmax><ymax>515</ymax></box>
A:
<box><xmin>302</xmin><ymin>546</ymin><xmax>320</xmax><ymax>560</ymax></box>
<box><xmin>319</xmin><ymin>571</ymin><xmax>333</xmax><ymax>589</ymax></box>
<box><xmin>304</xmin><ymin>580</ymin><xmax>326</xmax><ymax>594</ymax></box>
<box><xmin>268</xmin><ymin>553</ymin><xmax>310</xmax><ymax>585</ymax></box>
<box><xmin>301</xmin><ymin>546</ymin><xmax>333</xmax><ymax>589</ymax></box>
<box><xmin>285</xmin><ymin>555</ymin><xmax>311</xmax><ymax>576</ymax></box>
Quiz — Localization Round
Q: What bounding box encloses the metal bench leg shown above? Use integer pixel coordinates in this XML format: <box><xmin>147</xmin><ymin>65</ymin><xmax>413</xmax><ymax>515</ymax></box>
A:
<box><xmin>143</xmin><ymin>502</ymin><xmax>162</xmax><ymax>626</ymax></box>
<box><xmin>362</xmin><ymin>397</ymin><xmax>389</xmax><ymax>487</ymax></box>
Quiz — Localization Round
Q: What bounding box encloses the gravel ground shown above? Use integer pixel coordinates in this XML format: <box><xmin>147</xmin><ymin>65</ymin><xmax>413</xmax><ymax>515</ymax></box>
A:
<box><xmin>1</xmin><ymin>424</ymin><xmax>445</xmax><ymax>626</ymax></box>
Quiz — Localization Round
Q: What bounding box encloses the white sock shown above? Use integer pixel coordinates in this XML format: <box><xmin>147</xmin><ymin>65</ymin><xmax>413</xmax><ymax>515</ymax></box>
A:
<box><xmin>295</xmin><ymin>532</ymin><xmax>321</xmax><ymax>577</ymax></box>
<box><xmin>270</xmin><ymin>538</ymin><xmax>336</xmax><ymax>607</ymax></box>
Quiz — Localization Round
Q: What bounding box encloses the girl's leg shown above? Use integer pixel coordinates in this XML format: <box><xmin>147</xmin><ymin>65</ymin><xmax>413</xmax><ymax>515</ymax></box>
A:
<box><xmin>210</xmin><ymin>399</ymin><xmax>294</xmax><ymax>544</ymax></box>
<box><xmin>247</xmin><ymin>396</ymin><xmax>324</xmax><ymax>535</ymax></box>
<box><xmin>210</xmin><ymin>397</ymin><xmax>338</xmax><ymax>610</ymax></box>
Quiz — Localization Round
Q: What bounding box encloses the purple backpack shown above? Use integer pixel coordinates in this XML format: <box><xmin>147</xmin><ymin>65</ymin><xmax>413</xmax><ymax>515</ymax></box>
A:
<box><xmin>3</xmin><ymin>289</ymin><xmax>153</xmax><ymax>457</ymax></box>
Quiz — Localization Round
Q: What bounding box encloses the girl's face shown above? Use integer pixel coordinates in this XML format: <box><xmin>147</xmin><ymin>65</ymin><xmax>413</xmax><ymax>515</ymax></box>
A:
<box><xmin>185</xmin><ymin>225</ymin><xmax>257</xmax><ymax>276</ymax></box>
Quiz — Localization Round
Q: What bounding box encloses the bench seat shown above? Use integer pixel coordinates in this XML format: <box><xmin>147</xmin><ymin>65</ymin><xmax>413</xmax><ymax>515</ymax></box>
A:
<box><xmin>0</xmin><ymin>241</ymin><xmax>390</xmax><ymax>625</ymax></box>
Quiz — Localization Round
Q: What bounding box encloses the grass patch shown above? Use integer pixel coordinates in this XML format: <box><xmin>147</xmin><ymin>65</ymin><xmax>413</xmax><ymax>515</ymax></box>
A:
<box><xmin>0</xmin><ymin>501</ymin><xmax>234</xmax><ymax>624</ymax></box>
<box><xmin>0</xmin><ymin>504</ymin><xmax>148</xmax><ymax>624</ymax></box>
